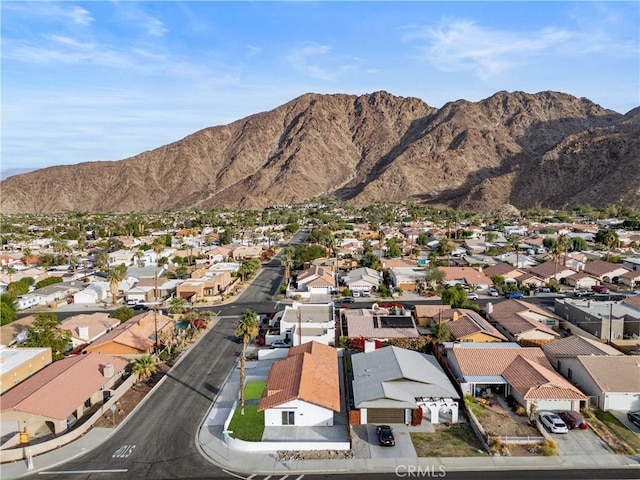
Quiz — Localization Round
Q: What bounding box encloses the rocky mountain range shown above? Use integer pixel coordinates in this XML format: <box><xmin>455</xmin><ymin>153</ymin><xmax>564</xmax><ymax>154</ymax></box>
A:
<box><xmin>2</xmin><ymin>90</ymin><xmax>639</xmax><ymax>214</ymax></box>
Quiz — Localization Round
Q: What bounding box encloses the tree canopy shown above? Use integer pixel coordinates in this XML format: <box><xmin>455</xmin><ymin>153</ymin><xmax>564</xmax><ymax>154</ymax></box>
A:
<box><xmin>23</xmin><ymin>313</ymin><xmax>72</xmax><ymax>360</ymax></box>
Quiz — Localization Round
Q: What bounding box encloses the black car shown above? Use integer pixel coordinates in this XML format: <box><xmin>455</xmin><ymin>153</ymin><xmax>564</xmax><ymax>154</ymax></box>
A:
<box><xmin>133</xmin><ymin>304</ymin><xmax>149</xmax><ymax>311</ymax></box>
<box><xmin>627</xmin><ymin>411</ymin><xmax>640</xmax><ymax>428</ymax></box>
<box><xmin>376</xmin><ymin>425</ymin><xmax>395</xmax><ymax>446</ymax></box>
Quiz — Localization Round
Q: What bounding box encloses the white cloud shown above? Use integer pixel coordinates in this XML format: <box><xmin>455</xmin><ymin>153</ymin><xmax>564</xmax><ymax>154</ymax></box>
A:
<box><xmin>404</xmin><ymin>18</ymin><xmax>635</xmax><ymax>80</ymax></box>
<box><xmin>145</xmin><ymin>17</ymin><xmax>168</xmax><ymax>37</ymax></box>
<box><xmin>285</xmin><ymin>43</ymin><xmax>360</xmax><ymax>82</ymax></box>
<box><xmin>2</xmin><ymin>3</ymin><xmax>93</xmax><ymax>26</ymax></box>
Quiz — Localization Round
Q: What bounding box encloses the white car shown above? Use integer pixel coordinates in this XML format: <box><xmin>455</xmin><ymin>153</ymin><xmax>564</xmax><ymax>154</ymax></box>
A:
<box><xmin>270</xmin><ymin>341</ymin><xmax>291</xmax><ymax>349</ymax></box>
<box><xmin>488</xmin><ymin>288</ymin><xmax>499</xmax><ymax>297</ymax></box>
<box><xmin>539</xmin><ymin>412</ymin><xmax>569</xmax><ymax>434</ymax></box>
<box><xmin>467</xmin><ymin>292</ymin><xmax>479</xmax><ymax>301</ymax></box>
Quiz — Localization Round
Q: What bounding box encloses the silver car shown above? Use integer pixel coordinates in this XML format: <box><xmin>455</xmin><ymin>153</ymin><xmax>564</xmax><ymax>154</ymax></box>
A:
<box><xmin>539</xmin><ymin>412</ymin><xmax>569</xmax><ymax>434</ymax></box>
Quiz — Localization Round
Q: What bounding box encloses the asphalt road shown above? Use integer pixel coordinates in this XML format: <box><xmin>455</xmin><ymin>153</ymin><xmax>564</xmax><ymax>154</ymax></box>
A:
<box><xmin>16</xmin><ymin>233</ymin><xmax>640</xmax><ymax>479</ymax></box>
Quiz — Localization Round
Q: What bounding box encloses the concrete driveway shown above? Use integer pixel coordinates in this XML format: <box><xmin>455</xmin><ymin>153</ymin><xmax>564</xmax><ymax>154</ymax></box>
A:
<box><xmin>367</xmin><ymin>424</ymin><xmax>417</xmax><ymax>459</ymax></box>
<box><xmin>610</xmin><ymin>410</ymin><xmax>640</xmax><ymax>438</ymax></box>
<box><xmin>552</xmin><ymin>426</ymin><xmax>612</xmax><ymax>455</ymax></box>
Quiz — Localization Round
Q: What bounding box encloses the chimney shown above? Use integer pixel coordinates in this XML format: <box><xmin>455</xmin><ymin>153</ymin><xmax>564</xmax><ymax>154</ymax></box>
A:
<box><xmin>486</xmin><ymin>302</ymin><xmax>493</xmax><ymax>315</ymax></box>
<box><xmin>78</xmin><ymin>325</ymin><xmax>90</xmax><ymax>341</ymax></box>
<box><xmin>364</xmin><ymin>340</ymin><xmax>376</xmax><ymax>353</ymax></box>
<box><xmin>103</xmin><ymin>363</ymin><xmax>114</xmax><ymax>379</ymax></box>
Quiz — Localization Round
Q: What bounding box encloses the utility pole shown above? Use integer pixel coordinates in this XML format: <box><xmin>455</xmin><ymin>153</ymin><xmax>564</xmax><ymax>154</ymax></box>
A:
<box><xmin>608</xmin><ymin>302</ymin><xmax>613</xmax><ymax>344</ymax></box>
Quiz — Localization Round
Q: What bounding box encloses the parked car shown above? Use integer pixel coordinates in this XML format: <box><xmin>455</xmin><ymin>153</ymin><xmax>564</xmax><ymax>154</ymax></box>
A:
<box><xmin>339</xmin><ymin>296</ymin><xmax>355</xmax><ymax>303</ymax></box>
<box><xmin>270</xmin><ymin>340</ymin><xmax>291</xmax><ymax>349</ymax></box>
<box><xmin>133</xmin><ymin>304</ymin><xmax>149</xmax><ymax>311</ymax></box>
<box><xmin>488</xmin><ymin>288</ymin><xmax>500</xmax><ymax>297</ymax></box>
<box><xmin>627</xmin><ymin>411</ymin><xmax>640</xmax><ymax>427</ymax></box>
<box><xmin>558</xmin><ymin>410</ymin><xmax>587</xmax><ymax>430</ymax></box>
<box><xmin>376</xmin><ymin>425</ymin><xmax>395</xmax><ymax>446</ymax></box>
<box><xmin>538</xmin><ymin>412</ymin><xmax>569</xmax><ymax>434</ymax></box>
<box><xmin>591</xmin><ymin>285</ymin><xmax>611</xmax><ymax>294</ymax></box>
<box><xmin>467</xmin><ymin>292</ymin><xmax>479</xmax><ymax>301</ymax></box>
<box><xmin>575</xmin><ymin>289</ymin><xmax>594</xmax><ymax>297</ymax></box>
<box><xmin>505</xmin><ymin>291</ymin><xmax>523</xmax><ymax>299</ymax></box>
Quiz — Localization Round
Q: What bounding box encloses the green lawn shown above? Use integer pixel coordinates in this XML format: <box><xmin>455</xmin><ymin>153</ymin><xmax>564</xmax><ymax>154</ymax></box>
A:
<box><xmin>227</xmin><ymin>405</ymin><xmax>265</xmax><ymax>441</ymax></box>
<box><xmin>592</xmin><ymin>410</ymin><xmax>640</xmax><ymax>454</ymax></box>
<box><xmin>244</xmin><ymin>380</ymin><xmax>266</xmax><ymax>400</ymax></box>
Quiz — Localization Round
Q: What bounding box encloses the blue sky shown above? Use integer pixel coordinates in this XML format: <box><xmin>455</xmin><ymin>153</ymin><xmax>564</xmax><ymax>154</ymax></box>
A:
<box><xmin>2</xmin><ymin>1</ymin><xmax>639</xmax><ymax>173</ymax></box>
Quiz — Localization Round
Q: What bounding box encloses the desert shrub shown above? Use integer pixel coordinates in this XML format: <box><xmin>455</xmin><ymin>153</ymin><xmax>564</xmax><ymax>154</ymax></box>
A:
<box><xmin>515</xmin><ymin>405</ymin><xmax>527</xmax><ymax>417</ymax></box>
<box><xmin>540</xmin><ymin>440</ymin><xmax>557</xmax><ymax>456</ymax></box>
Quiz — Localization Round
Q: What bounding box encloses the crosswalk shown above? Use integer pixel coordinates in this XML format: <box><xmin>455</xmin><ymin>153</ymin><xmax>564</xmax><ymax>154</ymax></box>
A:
<box><xmin>223</xmin><ymin>472</ymin><xmax>305</xmax><ymax>480</ymax></box>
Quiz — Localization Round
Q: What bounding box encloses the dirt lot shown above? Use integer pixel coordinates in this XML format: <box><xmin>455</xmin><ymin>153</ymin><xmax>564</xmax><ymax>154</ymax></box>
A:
<box><xmin>471</xmin><ymin>399</ymin><xmax>540</xmax><ymax>437</ymax></box>
<box><xmin>412</xmin><ymin>423</ymin><xmax>486</xmax><ymax>457</ymax></box>
<box><xmin>93</xmin><ymin>363</ymin><xmax>170</xmax><ymax>428</ymax></box>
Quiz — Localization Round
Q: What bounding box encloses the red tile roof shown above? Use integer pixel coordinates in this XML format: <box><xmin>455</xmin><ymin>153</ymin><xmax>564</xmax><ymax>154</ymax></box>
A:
<box><xmin>451</xmin><ymin>346</ymin><xmax>552</xmax><ymax>375</ymax></box>
<box><xmin>502</xmin><ymin>356</ymin><xmax>587</xmax><ymax>400</ymax></box>
<box><xmin>258</xmin><ymin>341</ymin><xmax>340</xmax><ymax>412</ymax></box>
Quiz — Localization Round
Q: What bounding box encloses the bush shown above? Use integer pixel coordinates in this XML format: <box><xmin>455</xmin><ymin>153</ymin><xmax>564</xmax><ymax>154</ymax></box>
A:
<box><xmin>539</xmin><ymin>440</ymin><xmax>557</xmax><ymax>456</ymax></box>
<box><xmin>515</xmin><ymin>405</ymin><xmax>527</xmax><ymax>417</ymax></box>
<box><xmin>35</xmin><ymin>276</ymin><xmax>63</xmax><ymax>289</ymax></box>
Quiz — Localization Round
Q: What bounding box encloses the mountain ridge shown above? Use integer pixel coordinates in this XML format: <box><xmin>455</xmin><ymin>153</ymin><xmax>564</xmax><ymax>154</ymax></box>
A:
<box><xmin>2</xmin><ymin>89</ymin><xmax>638</xmax><ymax>214</ymax></box>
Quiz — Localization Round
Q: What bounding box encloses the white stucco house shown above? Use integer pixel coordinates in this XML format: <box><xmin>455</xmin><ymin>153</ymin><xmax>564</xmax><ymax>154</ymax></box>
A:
<box><xmin>258</xmin><ymin>342</ymin><xmax>340</xmax><ymax>427</ymax></box>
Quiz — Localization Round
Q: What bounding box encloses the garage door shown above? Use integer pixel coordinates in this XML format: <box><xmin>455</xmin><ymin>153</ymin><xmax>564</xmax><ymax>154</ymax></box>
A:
<box><xmin>606</xmin><ymin>394</ymin><xmax>640</xmax><ymax>411</ymax></box>
<box><xmin>366</xmin><ymin>408</ymin><xmax>405</xmax><ymax>424</ymax></box>
<box><xmin>534</xmin><ymin>400</ymin><xmax>573</xmax><ymax>412</ymax></box>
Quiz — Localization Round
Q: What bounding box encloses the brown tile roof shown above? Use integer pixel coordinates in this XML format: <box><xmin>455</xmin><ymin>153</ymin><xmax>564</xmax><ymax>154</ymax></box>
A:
<box><xmin>0</xmin><ymin>353</ymin><xmax>129</xmax><ymax>420</ymax></box>
<box><xmin>542</xmin><ymin>335</ymin><xmax>623</xmax><ymax>357</ymax></box>
<box><xmin>623</xmin><ymin>295</ymin><xmax>640</xmax><ymax>308</ymax></box>
<box><xmin>414</xmin><ymin>304</ymin><xmax>452</xmax><ymax>319</ymax></box>
<box><xmin>528</xmin><ymin>262</ymin><xmax>575</xmax><ymax>279</ymax></box>
<box><xmin>0</xmin><ymin>315</ymin><xmax>37</xmax><ymax>346</ymax></box>
<box><xmin>451</xmin><ymin>346</ymin><xmax>552</xmax><ymax>375</ymax></box>
<box><xmin>439</xmin><ymin>267</ymin><xmax>492</xmax><ymax>284</ymax></box>
<box><xmin>258</xmin><ymin>342</ymin><xmax>340</xmax><ymax>412</ymax></box>
<box><xmin>445</xmin><ymin>311</ymin><xmax>507</xmax><ymax>342</ymax></box>
<box><xmin>490</xmin><ymin>300</ymin><xmax>560</xmax><ymax>338</ymax></box>
<box><xmin>83</xmin><ymin>312</ymin><xmax>174</xmax><ymax>354</ymax></box>
<box><xmin>583</xmin><ymin>259</ymin><xmax>629</xmax><ymax>277</ymax></box>
<box><xmin>575</xmin><ymin>355</ymin><xmax>640</xmax><ymax>393</ymax></box>
<box><xmin>483</xmin><ymin>263</ymin><xmax>524</xmax><ymax>278</ymax></box>
<box><xmin>502</xmin><ymin>356</ymin><xmax>587</xmax><ymax>400</ymax></box>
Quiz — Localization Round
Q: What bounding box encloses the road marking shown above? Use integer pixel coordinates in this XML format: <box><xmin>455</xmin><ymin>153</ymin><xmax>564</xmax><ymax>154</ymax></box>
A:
<box><xmin>112</xmin><ymin>444</ymin><xmax>136</xmax><ymax>458</ymax></box>
<box><xmin>247</xmin><ymin>475</ymin><xmax>256</xmax><ymax>479</ymax></box>
<box><xmin>263</xmin><ymin>476</ymin><xmax>272</xmax><ymax>480</ymax></box>
<box><xmin>39</xmin><ymin>470</ymin><xmax>128</xmax><ymax>475</ymax></box>
<box><xmin>293</xmin><ymin>476</ymin><xmax>305</xmax><ymax>480</ymax></box>
<box><xmin>278</xmin><ymin>476</ymin><xmax>289</xmax><ymax>480</ymax></box>
<box><xmin>221</xmin><ymin>470</ymin><xmax>250</xmax><ymax>479</ymax></box>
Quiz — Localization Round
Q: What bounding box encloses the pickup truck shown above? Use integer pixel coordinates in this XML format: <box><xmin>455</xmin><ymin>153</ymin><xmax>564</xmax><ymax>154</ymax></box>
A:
<box><xmin>591</xmin><ymin>285</ymin><xmax>611</xmax><ymax>294</ymax></box>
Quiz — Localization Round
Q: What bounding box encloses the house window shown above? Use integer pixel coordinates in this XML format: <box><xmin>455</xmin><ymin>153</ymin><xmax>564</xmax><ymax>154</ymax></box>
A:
<box><xmin>567</xmin><ymin>368</ymin><xmax>573</xmax><ymax>381</ymax></box>
<box><xmin>282</xmin><ymin>411</ymin><xmax>295</xmax><ymax>425</ymax></box>
<box><xmin>84</xmin><ymin>398</ymin><xmax>91</xmax><ymax>408</ymax></box>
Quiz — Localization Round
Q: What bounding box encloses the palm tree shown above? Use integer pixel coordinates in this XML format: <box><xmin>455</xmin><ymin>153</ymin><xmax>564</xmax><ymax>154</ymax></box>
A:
<box><xmin>235</xmin><ymin>309</ymin><xmax>260</xmax><ymax>415</ymax></box>
<box><xmin>281</xmin><ymin>254</ymin><xmax>294</xmax><ymax>288</ymax></box>
<box><xmin>21</xmin><ymin>247</ymin><xmax>33</xmax><ymax>268</ymax></box>
<box><xmin>107</xmin><ymin>265</ymin><xmax>127</xmax><ymax>306</ymax></box>
<box><xmin>152</xmin><ymin>239</ymin><xmax>164</xmax><ymax>301</ymax></box>
<box><xmin>132</xmin><ymin>355</ymin><xmax>157</xmax><ymax>383</ymax></box>
<box><xmin>557</xmin><ymin>234</ymin><xmax>571</xmax><ymax>267</ymax></box>
<box><xmin>603</xmin><ymin>231</ymin><xmax>618</xmax><ymax>262</ymax></box>
<box><xmin>551</xmin><ymin>240</ymin><xmax>563</xmax><ymax>284</ymax></box>
<box><xmin>168</xmin><ymin>296</ymin><xmax>187</xmax><ymax>314</ymax></box>
<box><xmin>507</xmin><ymin>235</ymin><xmax>520</xmax><ymax>268</ymax></box>
<box><xmin>134</xmin><ymin>250</ymin><xmax>144</xmax><ymax>268</ymax></box>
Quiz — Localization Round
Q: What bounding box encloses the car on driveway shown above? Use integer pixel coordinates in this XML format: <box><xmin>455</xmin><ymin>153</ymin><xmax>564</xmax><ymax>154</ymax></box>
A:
<box><xmin>559</xmin><ymin>410</ymin><xmax>587</xmax><ymax>430</ymax></box>
<box><xmin>627</xmin><ymin>411</ymin><xmax>640</xmax><ymax>427</ymax></box>
<box><xmin>591</xmin><ymin>285</ymin><xmax>611</xmax><ymax>294</ymax></box>
<box><xmin>467</xmin><ymin>292</ymin><xmax>479</xmax><ymax>300</ymax></box>
<box><xmin>539</xmin><ymin>412</ymin><xmax>569</xmax><ymax>434</ymax></box>
<box><xmin>376</xmin><ymin>425</ymin><xmax>395</xmax><ymax>446</ymax></box>
<box><xmin>505</xmin><ymin>291</ymin><xmax>524</xmax><ymax>299</ymax></box>
<box><xmin>488</xmin><ymin>288</ymin><xmax>500</xmax><ymax>297</ymax></box>
<box><xmin>575</xmin><ymin>289</ymin><xmax>594</xmax><ymax>297</ymax></box>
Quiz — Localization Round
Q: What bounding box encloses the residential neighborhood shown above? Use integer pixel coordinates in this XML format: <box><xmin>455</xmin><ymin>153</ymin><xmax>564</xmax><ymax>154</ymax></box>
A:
<box><xmin>1</xmin><ymin>203</ymin><xmax>640</xmax><ymax>476</ymax></box>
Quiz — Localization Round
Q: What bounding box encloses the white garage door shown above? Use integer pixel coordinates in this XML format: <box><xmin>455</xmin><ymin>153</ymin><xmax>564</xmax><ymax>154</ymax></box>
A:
<box><xmin>534</xmin><ymin>400</ymin><xmax>574</xmax><ymax>412</ymax></box>
<box><xmin>606</xmin><ymin>394</ymin><xmax>640</xmax><ymax>411</ymax></box>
